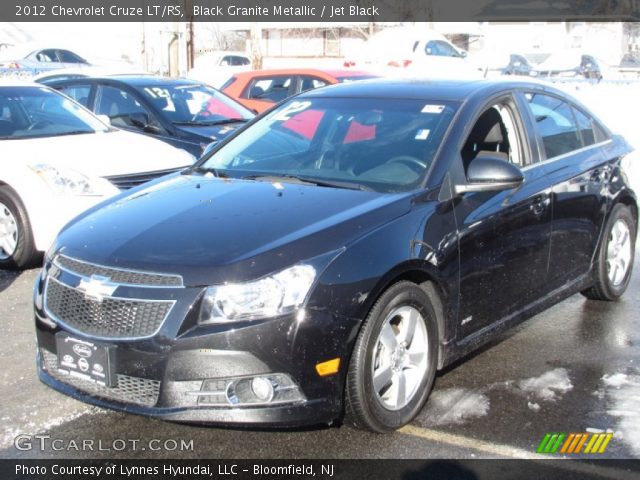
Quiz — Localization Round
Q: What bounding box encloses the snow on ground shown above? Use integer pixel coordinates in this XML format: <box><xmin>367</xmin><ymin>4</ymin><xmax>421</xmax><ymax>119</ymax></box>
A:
<box><xmin>419</xmin><ymin>388</ymin><xmax>491</xmax><ymax>426</ymax></box>
<box><xmin>516</xmin><ymin>368</ymin><xmax>573</xmax><ymax>401</ymax></box>
<box><xmin>602</xmin><ymin>372</ymin><xmax>640</xmax><ymax>456</ymax></box>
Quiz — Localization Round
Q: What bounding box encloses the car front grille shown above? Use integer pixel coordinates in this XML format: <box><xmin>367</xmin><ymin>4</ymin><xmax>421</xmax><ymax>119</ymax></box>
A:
<box><xmin>54</xmin><ymin>255</ymin><xmax>183</xmax><ymax>287</ymax></box>
<box><xmin>103</xmin><ymin>167</ymin><xmax>182</xmax><ymax>190</ymax></box>
<box><xmin>40</xmin><ymin>349</ymin><xmax>161</xmax><ymax>407</ymax></box>
<box><xmin>44</xmin><ymin>276</ymin><xmax>174</xmax><ymax>339</ymax></box>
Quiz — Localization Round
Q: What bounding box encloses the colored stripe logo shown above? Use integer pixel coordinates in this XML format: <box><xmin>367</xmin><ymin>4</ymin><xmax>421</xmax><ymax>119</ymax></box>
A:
<box><xmin>537</xmin><ymin>432</ymin><xmax>613</xmax><ymax>454</ymax></box>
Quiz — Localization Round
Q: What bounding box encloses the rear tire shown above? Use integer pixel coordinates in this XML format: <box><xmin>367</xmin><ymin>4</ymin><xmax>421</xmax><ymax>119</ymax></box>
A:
<box><xmin>345</xmin><ymin>281</ymin><xmax>438</xmax><ymax>432</ymax></box>
<box><xmin>582</xmin><ymin>204</ymin><xmax>636</xmax><ymax>301</ymax></box>
<box><xmin>0</xmin><ymin>186</ymin><xmax>38</xmax><ymax>270</ymax></box>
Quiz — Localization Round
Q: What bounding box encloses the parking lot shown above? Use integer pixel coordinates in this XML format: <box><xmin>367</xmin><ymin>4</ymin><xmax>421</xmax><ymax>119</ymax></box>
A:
<box><xmin>1</xmin><ymin>240</ymin><xmax>639</xmax><ymax>460</ymax></box>
<box><xmin>0</xmin><ymin>77</ymin><xmax>639</xmax><ymax>463</ymax></box>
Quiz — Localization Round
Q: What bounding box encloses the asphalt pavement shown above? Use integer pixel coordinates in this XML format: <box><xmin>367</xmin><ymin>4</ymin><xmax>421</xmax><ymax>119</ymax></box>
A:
<box><xmin>1</xmin><ymin>248</ymin><xmax>639</xmax><ymax>462</ymax></box>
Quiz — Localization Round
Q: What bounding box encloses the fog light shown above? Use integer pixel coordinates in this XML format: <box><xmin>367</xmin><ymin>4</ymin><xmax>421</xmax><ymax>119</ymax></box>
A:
<box><xmin>194</xmin><ymin>373</ymin><xmax>305</xmax><ymax>407</ymax></box>
<box><xmin>251</xmin><ymin>377</ymin><xmax>275</xmax><ymax>402</ymax></box>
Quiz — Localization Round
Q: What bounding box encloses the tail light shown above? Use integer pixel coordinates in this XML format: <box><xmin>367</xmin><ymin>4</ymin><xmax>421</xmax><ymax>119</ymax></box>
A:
<box><xmin>343</xmin><ymin>60</ymin><xmax>356</xmax><ymax>67</ymax></box>
<box><xmin>8</xmin><ymin>61</ymin><xmax>21</xmax><ymax>69</ymax></box>
<box><xmin>388</xmin><ymin>59</ymin><xmax>413</xmax><ymax>68</ymax></box>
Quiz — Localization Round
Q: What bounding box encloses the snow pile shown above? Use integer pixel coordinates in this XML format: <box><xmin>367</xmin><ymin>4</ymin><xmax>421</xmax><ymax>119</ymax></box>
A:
<box><xmin>602</xmin><ymin>372</ymin><xmax>640</xmax><ymax>456</ymax></box>
<box><xmin>516</xmin><ymin>368</ymin><xmax>573</xmax><ymax>401</ymax></box>
<box><xmin>419</xmin><ymin>388</ymin><xmax>490</xmax><ymax>426</ymax></box>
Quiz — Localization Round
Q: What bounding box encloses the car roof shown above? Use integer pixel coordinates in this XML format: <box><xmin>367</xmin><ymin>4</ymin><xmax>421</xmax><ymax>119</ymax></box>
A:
<box><xmin>322</xmin><ymin>69</ymin><xmax>377</xmax><ymax>77</ymax></box>
<box><xmin>298</xmin><ymin>77</ymin><xmax>567</xmax><ymax>102</ymax></box>
<box><xmin>48</xmin><ymin>75</ymin><xmax>204</xmax><ymax>87</ymax></box>
<box><xmin>231</xmin><ymin>69</ymin><xmax>340</xmax><ymax>79</ymax></box>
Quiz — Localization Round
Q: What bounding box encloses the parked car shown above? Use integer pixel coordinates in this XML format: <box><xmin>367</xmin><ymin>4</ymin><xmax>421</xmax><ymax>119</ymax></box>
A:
<box><xmin>222</xmin><ymin>68</ymin><xmax>377</xmax><ymax>113</ymax></box>
<box><xmin>48</xmin><ymin>75</ymin><xmax>254</xmax><ymax>157</ymax></box>
<box><xmin>536</xmin><ymin>52</ymin><xmax>615</xmax><ymax>80</ymax></box>
<box><xmin>476</xmin><ymin>53</ymin><xmax>536</xmax><ymax>77</ymax></box>
<box><xmin>187</xmin><ymin>51</ymin><xmax>252</xmax><ymax>88</ymax></box>
<box><xmin>343</xmin><ymin>28</ymin><xmax>479</xmax><ymax>78</ymax></box>
<box><xmin>35</xmin><ymin>79</ymin><xmax>636</xmax><ymax>432</ymax></box>
<box><xmin>0</xmin><ymin>44</ymin><xmax>89</xmax><ymax>72</ymax></box>
<box><xmin>0</xmin><ymin>80</ymin><xmax>194</xmax><ymax>269</ymax></box>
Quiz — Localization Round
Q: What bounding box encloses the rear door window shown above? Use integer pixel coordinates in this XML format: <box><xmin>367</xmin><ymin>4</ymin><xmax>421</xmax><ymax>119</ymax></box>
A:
<box><xmin>525</xmin><ymin>93</ymin><xmax>582</xmax><ymax>159</ymax></box>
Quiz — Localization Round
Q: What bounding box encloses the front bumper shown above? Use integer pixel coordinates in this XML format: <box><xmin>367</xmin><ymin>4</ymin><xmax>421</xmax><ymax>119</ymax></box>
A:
<box><xmin>34</xmin><ymin>268</ymin><xmax>359</xmax><ymax>427</ymax></box>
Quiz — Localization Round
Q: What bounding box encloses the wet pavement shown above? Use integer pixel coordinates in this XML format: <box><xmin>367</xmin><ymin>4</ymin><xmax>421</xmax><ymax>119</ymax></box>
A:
<box><xmin>0</xmin><ymin>248</ymin><xmax>639</xmax><ymax>460</ymax></box>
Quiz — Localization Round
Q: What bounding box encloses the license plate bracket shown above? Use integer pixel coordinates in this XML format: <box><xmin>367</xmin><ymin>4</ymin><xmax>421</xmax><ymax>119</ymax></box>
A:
<box><xmin>55</xmin><ymin>333</ymin><xmax>115</xmax><ymax>387</ymax></box>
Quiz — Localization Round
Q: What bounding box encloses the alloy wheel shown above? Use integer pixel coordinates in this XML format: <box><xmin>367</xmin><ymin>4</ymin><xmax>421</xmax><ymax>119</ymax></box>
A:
<box><xmin>0</xmin><ymin>202</ymin><xmax>18</xmax><ymax>260</ymax></box>
<box><xmin>371</xmin><ymin>305</ymin><xmax>429</xmax><ymax>411</ymax></box>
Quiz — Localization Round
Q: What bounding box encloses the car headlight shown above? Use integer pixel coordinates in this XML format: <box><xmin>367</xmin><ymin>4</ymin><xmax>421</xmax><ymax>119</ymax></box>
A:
<box><xmin>199</xmin><ymin>264</ymin><xmax>316</xmax><ymax>324</ymax></box>
<box><xmin>29</xmin><ymin>163</ymin><xmax>104</xmax><ymax>196</ymax></box>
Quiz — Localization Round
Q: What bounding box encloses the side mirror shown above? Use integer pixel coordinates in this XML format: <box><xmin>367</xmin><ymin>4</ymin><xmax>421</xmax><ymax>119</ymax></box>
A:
<box><xmin>96</xmin><ymin>114</ymin><xmax>111</xmax><ymax>126</ymax></box>
<box><xmin>455</xmin><ymin>154</ymin><xmax>524</xmax><ymax>195</ymax></box>
<box><xmin>200</xmin><ymin>141</ymin><xmax>218</xmax><ymax>158</ymax></box>
<box><xmin>460</xmin><ymin>50</ymin><xmax>468</xmax><ymax>58</ymax></box>
<box><xmin>127</xmin><ymin>112</ymin><xmax>162</xmax><ymax>135</ymax></box>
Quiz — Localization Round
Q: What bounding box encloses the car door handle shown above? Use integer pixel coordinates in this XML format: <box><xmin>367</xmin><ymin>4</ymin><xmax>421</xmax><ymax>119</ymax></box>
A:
<box><xmin>530</xmin><ymin>193</ymin><xmax>550</xmax><ymax>216</ymax></box>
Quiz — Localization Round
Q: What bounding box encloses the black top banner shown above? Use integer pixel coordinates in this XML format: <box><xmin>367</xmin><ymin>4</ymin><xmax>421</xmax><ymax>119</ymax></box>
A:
<box><xmin>4</xmin><ymin>0</ymin><xmax>640</xmax><ymax>22</ymax></box>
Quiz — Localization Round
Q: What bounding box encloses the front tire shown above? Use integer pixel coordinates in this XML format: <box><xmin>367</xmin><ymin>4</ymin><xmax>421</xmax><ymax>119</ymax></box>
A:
<box><xmin>345</xmin><ymin>281</ymin><xmax>438</xmax><ymax>432</ymax></box>
<box><xmin>0</xmin><ymin>186</ymin><xmax>38</xmax><ymax>270</ymax></box>
<box><xmin>582</xmin><ymin>204</ymin><xmax>636</xmax><ymax>301</ymax></box>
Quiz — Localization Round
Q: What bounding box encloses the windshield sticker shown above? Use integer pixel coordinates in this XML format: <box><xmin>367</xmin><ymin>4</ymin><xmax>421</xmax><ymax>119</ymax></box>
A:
<box><xmin>421</xmin><ymin>104</ymin><xmax>445</xmax><ymax>114</ymax></box>
<box><xmin>273</xmin><ymin>101</ymin><xmax>312</xmax><ymax>121</ymax></box>
<box><xmin>143</xmin><ymin>87</ymin><xmax>171</xmax><ymax>99</ymax></box>
<box><xmin>415</xmin><ymin>129</ymin><xmax>430</xmax><ymax>140</ymax></box>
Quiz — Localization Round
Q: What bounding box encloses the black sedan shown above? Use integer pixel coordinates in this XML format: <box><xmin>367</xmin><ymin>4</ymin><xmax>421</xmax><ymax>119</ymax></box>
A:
<box><xmin>34</xmin><ymin>79</ymin><xmax>637</xmax><ymax>432</ymax></box>
<box><xmin>46</xmin><ymin>75</ymin><xmax>254</xmax><ymax>158</ymax></box>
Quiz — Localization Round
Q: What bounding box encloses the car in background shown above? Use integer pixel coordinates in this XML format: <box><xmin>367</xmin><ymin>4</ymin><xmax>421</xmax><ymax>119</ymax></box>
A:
<box><xmin>48</xmin><ymin>75</ymin><xmax>254</xmax><ymax>157</ymax></box>
<box><xmin>475</xmin><ymin>53</ymin><xmax>536</xmax><ymax>77</ymax></box>
<box><xmin>343</xmin><ymin>28</ymin><xmax>478</xmax><ymax>78</ymax></box>
<box><xmin>0</xmin><ymin>44</ymin><xmax>89</xmax><ymax>72</ymax></box>
<box><xmin>536</xmin><ymin>52</ymin><xmax>616</xmax><ymax>80</ymax></box>
<box><xmin>0</xmin><ymin>80</ymin><xmax>194</xmax><ymax>269</ymax></box>
<box><xmin>222</xmin><ymin>68</ymin><xmax>377</xmax><ymax>113</ymax></box>
<box><xmin>34</xmin><ymin>78</ymin><xmax>637</xmax><ymax>431</ymax></box>
<box><xmin>187</xmin><ymin>51</ymin><xmax>252</xmax><ymax>88</ymax></box>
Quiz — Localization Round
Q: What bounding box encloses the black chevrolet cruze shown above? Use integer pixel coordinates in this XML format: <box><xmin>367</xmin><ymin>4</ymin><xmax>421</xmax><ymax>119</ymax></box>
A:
<box><xmin>35</xmin><ymin>79</ymin><xmax>637</xmax><ymax>432</ymax></box>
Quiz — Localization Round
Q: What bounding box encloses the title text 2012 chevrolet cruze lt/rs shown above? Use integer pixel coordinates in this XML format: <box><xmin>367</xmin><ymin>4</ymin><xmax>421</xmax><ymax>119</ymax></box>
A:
<box><xmin>35</xmin><ymin>79</ymin><xmax>637</xmax><ymax>432</ymax></box>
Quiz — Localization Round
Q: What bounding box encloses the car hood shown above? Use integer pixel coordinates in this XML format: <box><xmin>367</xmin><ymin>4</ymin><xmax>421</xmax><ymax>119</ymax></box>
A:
<box><xmin>2</xmin><ymin>130</ymin><xmax>193</xmax><ymax>177</ymax></box>
<box><xmin>174</xmin><ymin>123</ymin><xmax>245</xmax><ymax>143</ymax></box>
<box><xmin>55</xmin><ymin>174</ymin><xmax>413</xmax><ymax>286</ymax></box>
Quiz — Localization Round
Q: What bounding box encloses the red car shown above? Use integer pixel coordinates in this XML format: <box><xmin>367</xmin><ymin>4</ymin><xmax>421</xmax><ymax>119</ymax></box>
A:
<box><xmin>221</xmin><ymin>68</ymin><xmax>377</xmax><ymax>113</ymax></box>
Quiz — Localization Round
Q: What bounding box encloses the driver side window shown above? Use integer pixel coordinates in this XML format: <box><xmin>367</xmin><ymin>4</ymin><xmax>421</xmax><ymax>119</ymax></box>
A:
<box><xmin>461</xmin><ymin>101</ymin><xmax>524</xmax><ymax>171</ymax></box>
<box><xmin>95</xmin><ymin>86</ymin><xmax>156</xmax><ymax>131</ymax></box>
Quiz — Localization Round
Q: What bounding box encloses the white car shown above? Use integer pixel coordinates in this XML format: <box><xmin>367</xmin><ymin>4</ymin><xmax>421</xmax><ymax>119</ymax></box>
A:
<box><xmin>344</xmin><ymin>28</ymin><xmax>480</xmax><ymax>79</ymax></box>
<box><xmin>0</xmin><ymin>80</ymin><xmax>194</xmax><ymax>269</ymax></box>
<box><xmin>186</xmin><ymin>51</ymin><xmax>252</xmax><ymax>88</ymax></box>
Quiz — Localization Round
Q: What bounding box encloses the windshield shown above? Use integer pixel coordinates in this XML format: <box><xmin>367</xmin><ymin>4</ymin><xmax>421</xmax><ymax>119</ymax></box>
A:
<box><xmin>136</xmin><ymin>83</ymin><xmax>253</xmax><ymax>125</ymax></box>
<box><xmin>0</xmin><ymin>86</ymin><xmax>108</xmax><ymax>140</ymax></box>
<box><xmin>198</xmin><ymin>97</ymin><xmax>458</xmax><ymax>193</ymax></box>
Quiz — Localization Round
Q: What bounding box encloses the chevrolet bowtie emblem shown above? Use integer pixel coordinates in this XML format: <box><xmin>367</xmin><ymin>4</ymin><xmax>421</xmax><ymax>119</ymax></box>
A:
<box><xmin>76</xmin><ymin>275</ymin><xmax>118</xmax><ymax>302</ymax></box>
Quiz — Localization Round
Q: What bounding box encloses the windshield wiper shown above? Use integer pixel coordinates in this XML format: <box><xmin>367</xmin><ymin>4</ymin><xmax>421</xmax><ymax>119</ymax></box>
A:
<box><xmin>53</xmin><ymin>130</ymin><xmax>94</xmax><ymax>137</ymax></box>
<box><xmin>173</xmin><ymin>118</ymin><xmax>248</xmax><ymax>127</ymax></box>
<box><xmin>185</xmin><ymin>165</ymin><xmax>229</xmax><ymax>178</ymax></box>
<box><xmin>242</xmin><ymin>174</ymin><xmax>372</xmax><ymax>191</ymax></box>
